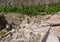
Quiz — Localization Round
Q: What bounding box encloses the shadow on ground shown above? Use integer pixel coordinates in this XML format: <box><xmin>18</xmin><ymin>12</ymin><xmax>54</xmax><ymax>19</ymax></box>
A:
<box><xmin>0</xmin><ymin>14</ymin><xmax>8</xmax><ymax>30</ymax></box>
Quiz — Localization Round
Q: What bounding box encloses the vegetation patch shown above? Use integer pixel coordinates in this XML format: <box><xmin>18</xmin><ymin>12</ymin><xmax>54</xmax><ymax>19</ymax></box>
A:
<box><xmin>0</xmin><ymin>2</ymin><xmax>60</xmax><ymax>15</ymax></box>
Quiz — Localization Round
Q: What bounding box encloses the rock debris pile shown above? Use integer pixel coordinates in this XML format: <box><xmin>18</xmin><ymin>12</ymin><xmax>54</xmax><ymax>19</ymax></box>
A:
<box><xmin>0</xmin><ymin>13</ymin><xmax>60</xmax><ymax>42</ymax></box>
<box><xmin>0</xmin><ymin>13</ymin><xmax>43</xmax><ymax>42</ymax></box>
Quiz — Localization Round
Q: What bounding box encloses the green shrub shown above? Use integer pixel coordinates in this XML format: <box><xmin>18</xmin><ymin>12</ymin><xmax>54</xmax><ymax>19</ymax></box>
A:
<box><xmin>0</xmin><ymin>7</ymin><xmax>5</xmax><ymax>12</ymax></box>
<box><xmin>46</xmin><ymin>2</ymin><xmax>60</xmax><ymax>14</ymax></box>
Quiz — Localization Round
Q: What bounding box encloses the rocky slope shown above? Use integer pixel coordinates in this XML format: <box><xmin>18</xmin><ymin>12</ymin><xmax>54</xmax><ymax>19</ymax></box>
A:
<box><xmin>0</xmin><ymin>13</ymin><xmax>60</xmax><ymax>42</ymax></box>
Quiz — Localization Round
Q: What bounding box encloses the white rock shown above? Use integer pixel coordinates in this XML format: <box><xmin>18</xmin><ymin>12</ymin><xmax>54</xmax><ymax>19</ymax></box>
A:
<box><xmin>46</xmin><ymin>33</ymin><xmax>59</xmax><ymax>42</ymax></box>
